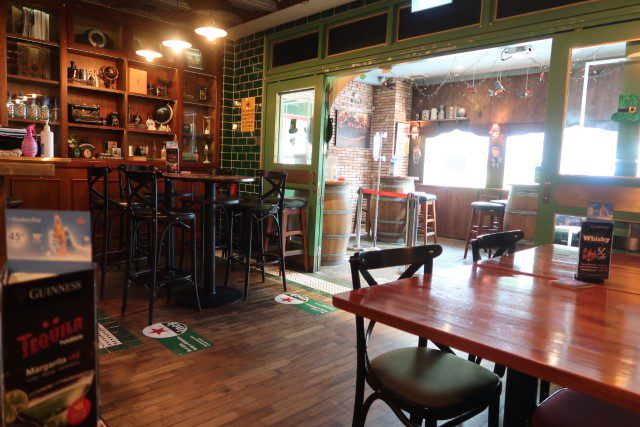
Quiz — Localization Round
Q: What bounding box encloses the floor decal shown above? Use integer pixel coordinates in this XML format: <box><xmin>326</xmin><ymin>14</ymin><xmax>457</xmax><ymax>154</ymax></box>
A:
<box><xmin>142</xmin><ymin>322</ymin><xmax>213</xmax><ymax>356</ymax></box>
<box><xmin>275</xmin><ymin>293</ymin><xmax>337</xmax><ymax>316</ymax></box>
<box><xmin>98</xmin><ymin>310</ymin><xmax>143</xmax><ymax>355</ymax></box>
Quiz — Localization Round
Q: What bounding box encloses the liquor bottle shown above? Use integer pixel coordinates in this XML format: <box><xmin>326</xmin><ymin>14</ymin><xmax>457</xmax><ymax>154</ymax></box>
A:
<box><xmin>127</xmin><ymin>105</ymin><xmax>132</xmax><ymax>124</ymax></box>
<box><xmin>16</xmin><ymin>94</ymin><xmax>27</xmax><ymax>119</ymax></box>
<box><xmin>27</xmin><ymin>96</ymin><xmax>40</xmax><ymax>120</ymax></box>
<box><xmin>68</xmin><ymin>61</ymin><xmax>78</xmax><ymax>79</ymax></box>
<box><xmin>6</xmin><ymin>91</ymin><xmax>15</xmax><ymax>118</ymax></box>
<box><xmin>51</xmin><ymin>98</ymin><xmax>60</xmax><ymax>122</ymax></box>
<box><xmin>40</xmin><ymin>97</ymin><xmax>50</xmax><ymax>122</ymax></box>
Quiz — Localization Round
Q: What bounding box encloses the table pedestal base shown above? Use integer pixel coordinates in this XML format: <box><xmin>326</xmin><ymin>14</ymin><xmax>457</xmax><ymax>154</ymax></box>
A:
<box><xmin>175</xmin><ymin>286</ymin><xmax>242</xmax><ymax>308</ymax></box>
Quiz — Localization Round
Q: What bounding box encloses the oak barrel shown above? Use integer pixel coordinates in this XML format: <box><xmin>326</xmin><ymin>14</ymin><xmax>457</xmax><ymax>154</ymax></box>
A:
<box><xmin>370</xmin><ymin>176</ymin><xmax>416</xmax><ymax>242</ymax></box>
<box><xmin>321</xmin><ymin>180</ymin><xmax>352</xmax><ymax>266</ymax></box>
<box><xmin>504</xmin><ymin>184</ymin><xmax>539</xmax><ymax>243</ymax></box>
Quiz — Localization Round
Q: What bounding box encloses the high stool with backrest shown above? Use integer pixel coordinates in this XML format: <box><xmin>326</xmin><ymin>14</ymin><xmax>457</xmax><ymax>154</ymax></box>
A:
<box><xmin>87</xmin><ymin>166</ymin><xmax>128</xmax><ymax>300</ymax></box>
<box><xmin>224</xmin><ymin>170</ymin><xmax>287</xmax><ymax>300</ymax></box>
<box><xmin>121</xmin><ymin>170</ymin><xmax>201</xmax><ymax>325</ymax></box>
<box><xmin>463</xmin><ymin>202</ymin><xmax>506</xmax><ymax>259</ymax></box>
<box><xmin>349</xmin><ymin>246</ymin><xmax>502</xmax><ymax>427</ymax></box>
<box><xmin>414</xmin><ymin>192</ymin><xmax>438</xmax><ymax>244</ymax></box>
<box><xmin>531</xmin><ymin>235</ymin><xmax>640</xmax><ymax>427</ymax></box>
<box><xmin>265</xmin><ymin>197</ymin><xmax>308</xmax><ymax>272</ymax></box>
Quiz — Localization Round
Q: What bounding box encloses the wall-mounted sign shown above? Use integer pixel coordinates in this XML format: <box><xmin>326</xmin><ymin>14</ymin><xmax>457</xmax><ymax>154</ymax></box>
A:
<box><xmin>241</xmin><ymin>97</ymin><xmax>256</xmax><ymax>133</ymax></box>
<box><xmin>412</xmin><ymin>0</ymin><xmax>452</xmax><ymax>12</ymax></box>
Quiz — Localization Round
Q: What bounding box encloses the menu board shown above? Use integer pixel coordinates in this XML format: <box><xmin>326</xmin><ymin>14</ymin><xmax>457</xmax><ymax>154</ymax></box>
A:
<box><xmin>240</xmin><ymin>97</ymin><xmax>256</xmax><ymax>133</ymax></box>
<box><xmin>576</xmin><ymin>219</ymin><xmax>614</xmax><ymax>283</ymax></box>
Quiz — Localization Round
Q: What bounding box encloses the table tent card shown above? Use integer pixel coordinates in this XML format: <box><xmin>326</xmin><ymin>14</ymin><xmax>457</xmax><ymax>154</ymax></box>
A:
<box><xmin>576</xmin><ymin>202</ymin><xmax>614</xmax><ymax>283</ymax></box>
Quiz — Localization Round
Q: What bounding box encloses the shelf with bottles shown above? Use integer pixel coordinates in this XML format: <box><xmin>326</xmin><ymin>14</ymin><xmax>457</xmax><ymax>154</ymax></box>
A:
<box><xmin>8</xmin><ymin>117</ymin><xmax>60</xmax><ymax>126</ymax></box>
<box><xmin>66</xmin><ymin>52</ymin><xmax>125</xmax><ymax>94</ymax></box>
<box><xmin>7</xmin><ymin>74</ymin><xmax>60</xmax><ymax>86</ymax></box>
<box><xmin>6</xmin><ymin>91</ymin><xmax>62</xmax><ymax>127</ymax></box>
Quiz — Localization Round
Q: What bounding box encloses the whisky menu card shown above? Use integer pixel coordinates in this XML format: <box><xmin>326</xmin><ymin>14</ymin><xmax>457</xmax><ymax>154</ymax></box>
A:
<box><xmin>576</xmin><ymin>219</ymin><xmax>614</xmax><ymax>283</ymax></box>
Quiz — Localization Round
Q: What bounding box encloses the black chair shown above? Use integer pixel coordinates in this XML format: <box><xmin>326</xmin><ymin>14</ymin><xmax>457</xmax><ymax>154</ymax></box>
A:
<box><xmin>122</xmin><ymin>170</ymin><xmax>201</xmax><ymax>325</ymax></box>
<box><xmin>613</xmin><ymin>235</ymin><xmax>640</xmax><ymax>252</ymax></box>
<box><xmin>471</xmin><ymin>230</ymin><xmax>525</xmax><ymax>262</ymax></box>
<box><xmin>87</xmin><ymin>166</ymin><xmax>127</xmax><ymax>299</ymax></box>
<box><xmin>224</xmin><ymin>170</ymin><xmax>287</xmax><ymax>300</ymax></box>
<box><xmin>350</xmin><ymin>246</ymin><xmax>502</xmax><ymax>427</ymax></box>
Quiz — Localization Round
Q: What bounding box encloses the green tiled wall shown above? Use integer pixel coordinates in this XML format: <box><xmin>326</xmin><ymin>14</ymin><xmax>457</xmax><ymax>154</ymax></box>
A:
<box><xmin>221</xmin><ymin>1</ymin><xmax>383</xmax><ymax>192</ymax></box>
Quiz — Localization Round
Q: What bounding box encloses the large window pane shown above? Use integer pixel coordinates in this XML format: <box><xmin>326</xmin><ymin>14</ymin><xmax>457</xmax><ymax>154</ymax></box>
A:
<box><xmin>423</xmin><ymin>130</ymin><xmax>489</xmax><ymax>187</ymax></box>
<box><xmin>560</xmin><ymin>41</ymin><xmax>635</xmax><ymax>176</ymax></box>
<box><xmin>276</xmin><ymin>89</ymin><xmax>314</xmax><ymax>165</ymax></box>
<box><xmin>504</xmin><ymin>132</ymin><xmax>544</xmax><ymax>187</ymax></box>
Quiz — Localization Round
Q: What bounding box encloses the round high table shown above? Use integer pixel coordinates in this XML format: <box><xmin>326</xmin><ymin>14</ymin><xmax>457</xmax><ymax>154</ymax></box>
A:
<box><xmin>163</xmin><ymin>172</ymin><xmax>255</xmax><ymax>308</ymax></box>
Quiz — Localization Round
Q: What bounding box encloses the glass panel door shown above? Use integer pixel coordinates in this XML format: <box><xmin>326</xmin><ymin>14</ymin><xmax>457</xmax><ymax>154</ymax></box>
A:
<box><xmin>275</xmin><ymin>89</ymin><xmax>315</xmax><ymax>165</ymax></box>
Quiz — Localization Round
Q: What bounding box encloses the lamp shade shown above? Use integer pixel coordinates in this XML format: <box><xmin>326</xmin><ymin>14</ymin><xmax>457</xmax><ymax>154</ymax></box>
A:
<box><xmin>162</xmin><ymin>38</ymin><xmax>192</xmax><ymax>53</ymax></box>
<box><xmin>195</xmin><ymin>25</ymin><xmax>227</xmax><ymax>42</ymax></box>
<box><xmin>136</xmin><ymin>49</ymin><xmax>163</xmax><ymax>62</ymax></box>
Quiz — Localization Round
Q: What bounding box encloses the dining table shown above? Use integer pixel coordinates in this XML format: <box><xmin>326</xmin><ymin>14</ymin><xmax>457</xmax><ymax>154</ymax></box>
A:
<box><xmin>332</xmin><ymin>264</ymin><xmax>640</xmax><ymax>427</ymax></box>
<box><xmin>163</xmin><ymin>172</ymin><xmax>255</xmax><ymax>308</ymax></box>
<box><xmin>476</xmin><ymin>244</ymin><xmax>640</xmax><ymax>295</ymax></box>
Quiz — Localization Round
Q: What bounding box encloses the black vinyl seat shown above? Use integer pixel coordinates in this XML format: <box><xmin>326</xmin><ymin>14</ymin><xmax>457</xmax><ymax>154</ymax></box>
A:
<box><xmin>349</xmin><ymin>246</ymin><xmax>502</xmax><ymax>427</ymax></box>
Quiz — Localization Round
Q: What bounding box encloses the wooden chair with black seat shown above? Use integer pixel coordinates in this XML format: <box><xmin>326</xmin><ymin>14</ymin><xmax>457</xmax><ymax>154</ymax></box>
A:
<box><xmin>87</xmin><ymin>166</ymin><xmax>128</xmax><ymax>300</ymax></box>
<box><xmin>121</xmin><ymin>169</ymin><xmax>201</xmax><ymax>325</ymax></box>
<box><xmin>224</xmin><ymin>170</ymin><xmax>288</xmax><ymax>300</ymax></box>
<box><xmin>350</xmin><ymin>246</ymin><xmax>502</xmax><ymax>427</ymax></box>
<box><xmin>531</xmin><ymin>235</ymin><xmax>640</xmax><ymax>427</ymax></box>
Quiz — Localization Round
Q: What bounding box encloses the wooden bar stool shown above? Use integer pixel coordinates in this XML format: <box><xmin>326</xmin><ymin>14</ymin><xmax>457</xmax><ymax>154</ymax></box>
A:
<box><xmin>266</xmin><ymin>197</ymin><xmax>309</xmax><ymax>272</ymax></box>
<box><xmin>463</xmin><ymin>201</ymin><xmax>506</xmax><ymax>259</ymax></box>
<box><xmin>414</xmin><ymin>192</ymin><xmax>438</xmax><ymax>244</ymax></box>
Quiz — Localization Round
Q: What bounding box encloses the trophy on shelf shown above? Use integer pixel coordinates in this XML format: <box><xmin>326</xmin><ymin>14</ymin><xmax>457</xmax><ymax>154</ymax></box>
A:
<box><xmin>203</xmin><ymin>139</ymin><xmax>211</xmax><ymax>164</ymax></box>
<box><xmin>203</xmin><ymin>116</ymin><xmax>212</xmax><ymax>135</ymax></box>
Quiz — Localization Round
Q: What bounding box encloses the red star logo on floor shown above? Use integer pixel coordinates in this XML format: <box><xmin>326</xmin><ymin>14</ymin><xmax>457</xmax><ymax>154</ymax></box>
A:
<box><xmin>281</xmin><ymin>297</ymin><xmax>293</xmax><ymax>303</ymax></box>
<box><xmin>150</xmin><ymin>328</ymin><xmax>166</xmax><ymax>335</ymax></box>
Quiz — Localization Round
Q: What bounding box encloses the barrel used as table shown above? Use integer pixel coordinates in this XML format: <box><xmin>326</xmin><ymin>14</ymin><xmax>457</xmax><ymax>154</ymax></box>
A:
<box><xmin>504</xmin><ymin>184</ymin><xmax>539</xmax><ymax>244</ymax></box>
<box><xmin>370</xmin><ymin>176</ymin><xmax>416</xmax><ymax>242</ymax></box>
<box><xmin>321</xmin><ymin>180</ymin><xmax>352</xmax><ymax>266</ymax></box>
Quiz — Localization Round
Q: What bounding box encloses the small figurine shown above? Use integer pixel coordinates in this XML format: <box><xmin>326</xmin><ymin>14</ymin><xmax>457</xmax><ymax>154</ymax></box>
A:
<box><xmin>133</xmin><ymin>112</ymin><xmax>143</xmax><ymax>127</ymax></box>
<box><xmin>146</xmin><ymin>114</ymin><xmax>156</xmax><ymax>131</ymax></box>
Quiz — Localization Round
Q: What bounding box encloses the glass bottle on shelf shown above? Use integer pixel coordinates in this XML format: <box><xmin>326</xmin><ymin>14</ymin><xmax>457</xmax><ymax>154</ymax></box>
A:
<box><xmin>40</xmin><ymin>97</ymin><xmax>50</xmax><ymax>122</ymax></box>
<box><xmin>51</xmin><ymin>98</ymin><xmax>60</xmax><ymax>123</ymax></box>
<box><xmin>6</xmin><ymin>92</ymin><xmax>16</xmax><ymax>118</ymax></box>
<box><xmin>16</xmin><ymin>94</ymin><xmax>27</xmax><ymax>119</ymax></box>
<box><xmin>27</xmin><ymin>96</ymin><xmax>40</xmax><ymax>121</ymax></box>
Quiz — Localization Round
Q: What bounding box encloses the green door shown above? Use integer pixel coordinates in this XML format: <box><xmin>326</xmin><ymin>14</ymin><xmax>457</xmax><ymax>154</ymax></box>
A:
<box><xmin>536</xmin><ymin>21</ymin><xmax>640</xmax><ymax>245</ymax></box>
<box><xmin>263</xmin><ymin>75</ymin><xmax>328</xmax><ymax>271</ymax></box>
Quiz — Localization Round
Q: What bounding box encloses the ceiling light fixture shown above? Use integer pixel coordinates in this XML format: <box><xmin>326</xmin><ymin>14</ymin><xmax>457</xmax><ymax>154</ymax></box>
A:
<box><xmin>162</xmin><ymin>1</ymin><xmax>192</xmax><ymax>53</ymax></box>
<box><xmin>136</xmin><ymin>49</ymin><xmax>163</xmax><ymax>62</ymax></box>
<box><xmin>195</xmin><ymin>23</ymin><xmax>227</xmax><ymax>42</ymax></box>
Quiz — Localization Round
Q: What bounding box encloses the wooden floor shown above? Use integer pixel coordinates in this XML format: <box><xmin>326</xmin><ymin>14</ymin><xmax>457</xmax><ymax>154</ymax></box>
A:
<box><xmin>99</xmin><ymin>263</ymin><xmax>501</xmax><ymax>426</ymax></box>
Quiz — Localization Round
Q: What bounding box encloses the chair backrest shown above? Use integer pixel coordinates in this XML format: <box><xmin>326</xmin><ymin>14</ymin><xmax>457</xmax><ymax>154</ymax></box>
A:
<box><xmin>124</xmin><ymin>170</ymin><xmax>162</xmax><ymax>215</ymax></box>
<box><xmin>471</xmin><ymin>230</ymin><xmax>524</xmax><ymax>262</ymax></box>
<box><xmin>258</xmin><ymin>170</ymin><xmax>287</xmax><ymax>210</ymax></box>
<box><xmin>117</xmin><ymin>164</ymin><xmax>157</xmax><ymax>200</ymax></box>
<box><xmin>87</xmin><ymin>166</ymin><xmax>112</xmax><ymax>211</ymax></box>
<box><xmin>613</xmin><ymin>235</ymin><xmax>640</xmax><ymax>253</ymax></box>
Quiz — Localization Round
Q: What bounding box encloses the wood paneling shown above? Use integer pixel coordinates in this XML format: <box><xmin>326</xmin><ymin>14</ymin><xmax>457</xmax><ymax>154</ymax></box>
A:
<box><xmin>554</xmin><ymin>183</ymin><xmax>640</xmax><ymax>212</ymax></box>
<box><xmin>11</xmin><ymin>178</ymin><xmax>62</xmax><ymax>209</ymax></box>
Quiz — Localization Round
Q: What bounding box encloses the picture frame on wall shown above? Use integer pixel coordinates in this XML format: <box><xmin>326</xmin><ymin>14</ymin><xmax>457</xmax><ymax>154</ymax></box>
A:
<box><xmin>184</xmin><ymin>48</ymin><xmax>204</xmax><ymax>70</ymax></box>
<box><xmin>335</xmin><ymin>109</ymin><xmax>371</xmax><ymax>148</ymax></box>
<box><xmin>196</xmin><ymin>86</ymin><xmax>209</xmax><ymax>102</ymax></box>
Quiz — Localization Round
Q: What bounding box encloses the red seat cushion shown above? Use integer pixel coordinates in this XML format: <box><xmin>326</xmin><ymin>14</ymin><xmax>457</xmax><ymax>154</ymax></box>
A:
<box><xmin>532</xmin><ymin>389</ymin><xmax>640</xmax><ymax>427</ymax></box>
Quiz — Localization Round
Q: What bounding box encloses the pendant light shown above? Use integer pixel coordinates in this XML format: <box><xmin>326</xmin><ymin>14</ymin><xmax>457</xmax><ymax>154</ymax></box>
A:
<box><xmin>195</xmin><ymin>10</ymin><xmax>227</xmax><ymax>42</ymax></box>
<box><xmin>136</xmin><ymin>49</ymin><xmax>163</xmax><ymax>62</ymax></box>
<box><xmin>162</xmin><ymin>0</ymin><xmax>192</xmax><ymax>53</ymax></box>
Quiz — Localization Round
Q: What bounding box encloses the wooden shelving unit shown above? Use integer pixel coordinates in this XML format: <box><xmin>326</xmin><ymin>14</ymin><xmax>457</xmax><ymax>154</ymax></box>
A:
<box><xmin>1</xmin><ymin>0</ymin><xmax>220</xmax><ymax>165</ymax></box>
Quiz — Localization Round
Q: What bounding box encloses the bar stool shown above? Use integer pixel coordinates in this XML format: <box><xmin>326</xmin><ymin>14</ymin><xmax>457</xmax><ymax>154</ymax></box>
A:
<box><xmin>414</xmin><ymin>192</ymin><xmax>438</xmax><ymax>244</ymax></box>
<box><xmin>265</xmin><ymin>197</ymin><xmax>309</xmax><ymax>272</ymax></box>
<box><xmin>224</xmin><ymin>170</ymin><xmax>287</xmax><ymax>300</ymax></box>
<box><xmin>87</xmin><ymin>166</ymin><xmax>128</xmax><ymax>300</ymax></box>
<box><xmin>121</xmin><ymin>170</ymin><xmax>201</xmax><ymax>325</ymax></box>
<box><xmin>352</xmin><ymin>190</ymin><xmax>372</xmax><ymax>237</ymax></box>
<box><xmin>463</xmin><ymin>201</ymin><xmax>506</xmax><ymax>259</ymax></box>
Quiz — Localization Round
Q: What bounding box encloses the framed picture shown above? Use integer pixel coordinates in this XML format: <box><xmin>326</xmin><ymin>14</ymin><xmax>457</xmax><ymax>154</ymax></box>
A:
<box><xmin>184</xmin><ymin>48</ymin><xmax>204</xmax><ymax>70</ymax></box>
<box><xmin>335</xmin><ymin>109</ymin><xmax>371</xmax><ymax>148</ymax></box>
<box><xmin>196</xmin><ymin>86</ymin><xmax>209</xmax><ymax>102</ymax></box>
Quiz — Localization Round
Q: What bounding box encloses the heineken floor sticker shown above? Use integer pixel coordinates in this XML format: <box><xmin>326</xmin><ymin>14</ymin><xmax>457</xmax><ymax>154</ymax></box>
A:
<box><xmin>98</xmin><ymin>310</ymin><xmax>143</xmax><ymax>355</ymax></box>
<box><xmin>142</xmin><ymin>322</ymin><xmax>213</xmax><ymax>356</ymax></box>
<box><xmin>275</xmin><ymin>293</ymin><xmax>337</xmax><ymax>316</ymax></box>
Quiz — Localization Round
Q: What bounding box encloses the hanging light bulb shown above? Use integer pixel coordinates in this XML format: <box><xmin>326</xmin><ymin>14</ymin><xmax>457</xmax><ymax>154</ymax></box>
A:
<box><xmin>195</xmin><ymin>10</ymin><xmax>227</xmax><ymax>42</ymax></box>
<box><xmin>162</xmin><ymin>0</ymin><xmax>192</xmax><ymax>53</ymax></box>
<box><xmin>136</xmin><ymin>49</ymin><xmax>163</xmax><ymax>62</ymax></box>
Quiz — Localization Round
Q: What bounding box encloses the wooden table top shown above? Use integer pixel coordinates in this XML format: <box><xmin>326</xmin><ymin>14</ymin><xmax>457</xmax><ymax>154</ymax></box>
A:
<box><xmin>332</xmin><ymin>266</ymin><xmax>640</xmax><ymax>412</ymax></box>
<box><xmin>477</xmin><ymin>244</ymin><xmax>640</xmax><ymax>295</ymax></box>
<box><xmin>162</xmin><ymin>172</ymin><xmax>255</xmax><ymax>184</ymax></box>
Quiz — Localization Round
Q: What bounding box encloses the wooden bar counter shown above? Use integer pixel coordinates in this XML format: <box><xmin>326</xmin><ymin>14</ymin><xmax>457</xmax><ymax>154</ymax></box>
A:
<box><xmin>4</xmin><ymin>158</ymin><xmax>214</xmax><ymax>211</ymax></box>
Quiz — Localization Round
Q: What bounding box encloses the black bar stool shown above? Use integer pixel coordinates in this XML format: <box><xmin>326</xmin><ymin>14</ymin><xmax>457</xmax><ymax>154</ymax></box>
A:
<box><xmin>463</xmin><ymin>201</ymin><xmax>506</xmax><ymax>259</ymax></box>
<box><xmin>121</xmin><ymin>170</ymin><xmax>201</xmax><ymax>325</ymax></box>
<box><xmin>87</xmin><ymin>166</ymin><xmax>128</xmax><ymax>299</ymax></box>
<box><xmin>224</xmin><ymin>170</ymin><xmax>287</xmax><ymax>300</ymax></box>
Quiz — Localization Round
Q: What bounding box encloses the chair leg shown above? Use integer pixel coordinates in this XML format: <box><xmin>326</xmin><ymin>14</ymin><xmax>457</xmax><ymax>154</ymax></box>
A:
<box><xmin>258</xmin><ymin>218</ymin><xmax>266</xmax><ymax>283</ymax></box>
<box><xmin>488</xmin><ymin>393</ymin><xmax>500</xmax><ymax>427</ymax></box>
<box><xmin>301</xmin><ymin>207</ymin><xmax>309</xmax><ymax>272</ymax></box>
<box><xmin>192</xmin><ymin>218</ymin><xmax>201</xmax><ymax>312</ymax></box>
<box><xmin>539</xmin><ymin>380</ymin><xmax>551</xmax><ymax>403</ymax></box>
<box><xmin>148</xmin><ymin>222</ymin><xmax>159</xmax><ymax>326</ymax></box>
<box><xmin>223</xmin><ymin>213</ymin><xmax>234</xmax><ymax>288</ymax></box>
<box><xmin>243</xmin><ymin>216</ymin><xmax>253</xmax><ymax>300</ymax></box>
<box><xmin>122</xmin><ymin>216</ymin><xmax>135</xmax><ymax>314</ymax></box>
<box><xmin>431</xmin><ymin>201</ymin><xmax>438</xmax><ymax>244</ymax></box>
<box><xmin>100</xmin><ymin>209</ymin><xmax>110</xmax><ymax>301</ymax></box>
<box><xmin>463</xmin><ymin>209</ymin><xmax>477</xmax><ymax>259</ymax></box>
<box><xmin>276</xmin><ymin>213</ymin><xmax>287</xmax><ymax>292</ymax></box>
<box><xmin>409</xmin><ymin>413</ymin><xmax>423</xmax><ymax>425</ymax></box>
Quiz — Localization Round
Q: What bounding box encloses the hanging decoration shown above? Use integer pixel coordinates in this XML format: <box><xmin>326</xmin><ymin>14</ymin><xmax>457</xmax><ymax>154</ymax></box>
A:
<box><xmin>488</xmin><ymin>69</ymin><xmax>506</xmax><ymax>97</ymax></box>
<box><xmin>518</xmin><ymin>67</ymin><xmax>533</xmax><ymax>98</ymax></box>
<box><xmin>611</xmin><ymin>94</ymin><xmax>640</xmax><ymax>123</ymax></box>
<box><xmin>466</xmin><ymin>65</ymin><xmax>478</xmax><ymax>93</ymax></box>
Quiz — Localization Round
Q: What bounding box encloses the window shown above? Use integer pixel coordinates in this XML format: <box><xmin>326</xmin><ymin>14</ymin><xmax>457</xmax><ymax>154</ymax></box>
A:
<box><xmin>560</xmin><ymin>41</ymin><xmax>639</xmax><ymax>177</ymax></box>
<box><xmin>504</xmin><ymin>132</ymin><xmax>544</xmax><ymax>187</ymax></box>
<box><xmin>276</xmin><ymin>89</ymin><xmax>314</xmax><ymax>165</ymax></box>
<box><xmin>423</xmin><ymin>130</ymin><xmax>489</xmax><ymax>187</ymax></box>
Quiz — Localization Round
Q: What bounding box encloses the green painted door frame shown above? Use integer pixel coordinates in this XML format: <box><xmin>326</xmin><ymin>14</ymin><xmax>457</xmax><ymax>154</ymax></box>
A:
<box><xmin>536</xmin><ymin>20</ymin><xmax>640</xmax><ymax>244</ymax></box>
<box><xmin>263</xmin><ymin>75</ymin><xmax>327</xmax><ymax>271</ymax></box>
